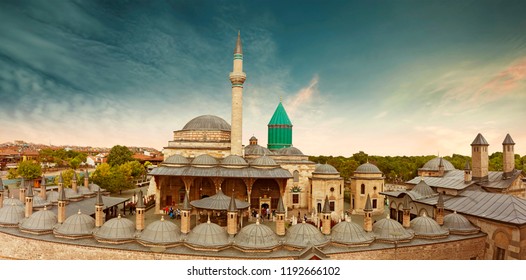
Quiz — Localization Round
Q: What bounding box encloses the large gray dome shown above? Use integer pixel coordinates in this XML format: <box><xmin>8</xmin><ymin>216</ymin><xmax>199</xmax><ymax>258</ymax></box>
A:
<box><xmin>285</xmin><ymin>222</ymin><xmax>328</xmax><ymax>248</ymax></box>
<box><xmin>94</xmin><ymin>215</ymin><xmax>136</xmax><ymax>243</ymax></box>
<box><xmin>54</xmin><ymin>210</ymin><xmax>95</xmax><ymax>238</ymax></box>
<box><xmin>421</xmin><ymin>157</ymin><xmax>455</xmax><ymax>171</ymax></box>
<box><xmin>234</xmin><ymin>221</ymin><xmax>279</xmax><ymax>250</ymax></box>
<box><xmin>191</xmin><ymin>154</ymin><xmax>219</xmax><ymax>166</ymax></box>
<box><xmin>187</xmin><ymin>220</ymin><xmax>229</xmax><ymax>249</ymax></box>
<box><xmin>355</xmin><ymin>162</ymin><xmax>382</xmax><ymax>174</ymax></box>
<box><xmin>410</xmin><ymin>214</ymin><xmax>449</xmax><ymax>239</ymax></box>
<box><xmin>164</xmin><ymin>154</ymin><xmax>190</xmax><ymax>165</ymax></box>
<box><xmin>244</xmin><ymin>144</ymin><xmax>273</xmax><ymax>156</ymax></box>
<box><xmin>0</xmin><ymin>203</ymin><xmax>24</xmax><ymax>227</ymax></box>
<box><xmin>19</xmin><ymin>207</ymin><xmax>57</xmax><ymax>234</ymax></box>
<box><xmin>251</xmin><ymin>155</ymin><xmax>279</xmax><ymax>168</ymax></box>
<box><xmin>46</xmin><ymin>191</ymin><xmax>59</xmax><ymax>204</ymax></box>
<box><xmin>409</xmin><ymin>179</ymin><xmax>436</xmax><ymax>199</ymax></box>
<box><xmin>331</xmin><ymin>219</ymin><xmax>375</xmax><ymax>245</ymax></box>
<box><xmin>221</xmin><ymin>155</ymin><xmax>248</xmax><ymax>167</ymax></box>
<box><xmin>3</xmin><ymin>198</ymin><xmax>24</xmax><ymax>207</ymax></box>
<box><xmin>314</xmin><ymin>163</ymin><xmax>339</xmax><ymax>174</ymax></box>
<box><xmin>372</xmin><ymin>217</ymin><xmax>413</xmax><ymax>242</ymax></box>
<box><xmin>138</xmin><ymin>217</ymin><xmax>181</xmax><ymax>246</ymax></box>
<box><xmin>275</xmin><ymin>146</ymin><xmax>304</xmax><ymax>155</ymax></box>
<box><xmin>443</xmin><ymin>212</ymin><xmax>480</xmax><ymax>235</ymax></box>
<box><xmin>182</xmin><ymin>115</ymin><xmax>231</xmax><ymax>131</ymax></box>
<box><xmin>33</xmin><ymin>196</ymin><xmax>52</xmax><ymax>208</ymax></box>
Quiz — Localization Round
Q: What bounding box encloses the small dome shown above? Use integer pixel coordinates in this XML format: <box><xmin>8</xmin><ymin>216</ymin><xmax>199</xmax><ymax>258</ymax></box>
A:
<box><xmin>373</xmin><ymin>217</ymin><xmax>413</xmax><ymax>242</ymax></box>
<box><xmin>421</xmin><ymin>157</ymin><xmax>455</xmax><ymax>171</ymax></box>
<box><xmin>64</xmin><ymin>188</ymin><xmax>83</xmax><ymax>200</ymax></box>
<box><xmin>46</xmin><ymin>191</ymin><xmax>59</xmax><ymax>203</ymax></box>
<box><xmin>0</xmin><ymin>204</ymin><xmax>24</xmax><ymax>226</ymax></box>
<box><xmin>221</xmin><ymin>155</ymin><xmax>248</xmax><ymax>167</ymax></box>
<box><xmin>355</xmin><ymin>162</ymin><xmax>382</xmax><ymax>174</ymax></box>
<box><xmin>78</xmin><ymin>186</ymin><xmax>95</xmax><ymax>196</ymax></box>
<box><xmin>410</xmin><ymin>214</ymin><xmax>449</xmax><ymax>238</ymax></box>
<box><xmin>275</xmin><ymin>147</ymin><xmax>304</xmax><ymax>155</ymax></box>
<box><xmin>33</xmin><ymin>196</ymin><xmax>52</xmax><ymax>208</ymax></box>
<box><xmin>443</xmin><ymin>212</ymin><xmax>480</xmax><ymax>235</ymax></box>
<box><xmin>20</xmin><ymin>207</ymin><xmax>57</xmax><ymax>234</ymax></box>
<box><xmin>234</xmin><ymin>222</ymin><xmax>279</xmax><ymax>249</ymax></box>
<box><xmin>164</xmin><ymin>154</ymin><xmax>190</xmax><ymax>165</ymax></box>
<box><xmin>187</xmin><ymin>221</ymin><xmax>229</xmax><ymax>248</ymax></box>
<box><xmin>331</xmin><ymin>219</ymin><xmax>375</xmax><ymax>245</ymax></box>
<box><xmin>138</xmin><ymin>217</ymin><xmax>181</xmax><ymax>246</ymax></box>
<box><xmin>244</xmin><ymin>144</ymin><xmax>273</xmax><ymax>156</ymax></box>
<box><xmin>182</xmin><ymin>115</ymin><xmax>231</xmax><ymax>131</ymax></box>
<box><xmin>3</xmin><ymin>198</ymin><xmax>24</xmax><ymax>207</ymax></box>
<box><xmin>89</xmin><ymin>183</ymin><xmax>105</xmax><ymax>192</ymax></box>
<box><xmin>54</xmin><ymin>210</ymin><xmax>95</xmax><ymax>238</ymax></box>
<box><xmin>409</xmin><ymin>179</ymin><xmax>436</xmax><ymax>199</ymax></box>
<box><xmin>191</xmin><ymin>154</ymin><xmax>219</xmax><ymax>166</ymax></box>
<box><xmin>314</xmin><ymin>163</ymin><xmax>339</xmax><ymax>174</ymax></box>
<box><xmin>94</xmin><ymin>215</ymin><xmax>136</xmax><ymax>243</ymax></box>
<box><xmin>285</xmin><ymin>222</ymin><xmax>328</xmax><ymax>248</ymax></box>
<box><xmin>251</xmin><ymin>155</ymin><xmax>279</xmax><ymax>168</ymax></box>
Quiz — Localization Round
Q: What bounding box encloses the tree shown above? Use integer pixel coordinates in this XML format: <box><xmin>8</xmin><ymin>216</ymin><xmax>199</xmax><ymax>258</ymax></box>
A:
<box><xmin>17</xmin><ymin>160</ymin><xmax>42</xmax><ymax>180</ymax></box>
<box><xmin>69</xmin><ymin>157</ymin><xmax>82</xmax><ymax>170</ymax></box>
<box><xmin>107</xmin><ymin>145</ymin><xmax>134</xmax><ymax>167</ymax></box>
<box><xmin>91</xmin><ymin>163</ymin><xmax>135</xmax><ymax>194</ymax></box>
<box><xmin>53</xmin><ymin>169</ymin><xmax>77</xmax><ymax>188</ymax></box>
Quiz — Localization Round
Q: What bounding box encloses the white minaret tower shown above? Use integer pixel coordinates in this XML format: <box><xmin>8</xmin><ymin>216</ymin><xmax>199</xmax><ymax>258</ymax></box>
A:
<box><xmin>229</xmin><ymin>31</ymin><xmax>246</xmax><ymax>156</ymax></box>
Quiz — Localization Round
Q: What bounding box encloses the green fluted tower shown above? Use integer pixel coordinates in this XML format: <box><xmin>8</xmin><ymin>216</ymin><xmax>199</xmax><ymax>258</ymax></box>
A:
<box><xmin>267</xmin><ymin>102</ymin><xmax>292</xmax><ymax>150</ymax></box>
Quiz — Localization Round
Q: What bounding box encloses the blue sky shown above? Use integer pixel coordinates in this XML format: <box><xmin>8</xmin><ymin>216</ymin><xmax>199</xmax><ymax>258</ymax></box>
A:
<box><xmin>1</xmin><ymin>0</ymin><xmax>525</xmax><ymax>156</ymax></box>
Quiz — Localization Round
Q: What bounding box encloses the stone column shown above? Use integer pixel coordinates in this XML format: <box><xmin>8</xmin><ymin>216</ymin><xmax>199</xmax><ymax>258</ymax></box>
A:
<box><xmin>72</xmin><ymin>172</ymin><xmax>78</xmax><ymax>193</ymax></box>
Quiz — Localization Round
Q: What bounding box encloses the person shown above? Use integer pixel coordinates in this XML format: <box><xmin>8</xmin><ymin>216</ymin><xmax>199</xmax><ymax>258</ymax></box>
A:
<box><xmin>304</xmin><ymin>214</ymin><xmax>307</xmax><ymax>222</ymax></box>
<box><xmin>267</xmin><ymin>209</ymin><xmax>270</xmax><ymax>220</ymax></box>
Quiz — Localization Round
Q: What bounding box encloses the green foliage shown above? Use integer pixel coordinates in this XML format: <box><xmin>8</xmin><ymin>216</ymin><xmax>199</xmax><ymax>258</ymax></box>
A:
<box><xmin>17</xmin><ymin>160</ymin><xmax>42</xmax><ymax>180</ymax></box>
<box><xmin>53</xmin><ymin>169</ymin><xmax>78</xmax><ymax>188</ymax></box>
<box><xmin>6</xmin><ymin>168</ymin><xmax>18</xmax><ymax>179</ymax></box>
<box><xmin>39</xmin><ymin>148</ymin><xmax>88</xmax><ymax>168</ymax></box>
<box><xmin>91</xmin><ymin>162</ymin><xmax>135</xmax><ymax>193</ymax></box>
<box><xmin>107</xmin><ymin>145</ymin><xmax>134</xmax><ymax>167</ymax></box>
<box><xmin>69</xmin><ymin>157</ymin><xmax>82</xmax><ymax>170</ymax></box>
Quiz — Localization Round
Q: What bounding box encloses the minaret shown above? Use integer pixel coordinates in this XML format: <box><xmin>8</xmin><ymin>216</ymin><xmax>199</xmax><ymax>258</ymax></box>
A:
<box><xmin>72</xmin><ymin>171</ymin><xmax>78</xmax><ymax>193</ymax></box>
<box><xmin>464</xmin><ymin>161</ymin><xmax>472</xmax><ymax>183</ymax></box>
<box><xmin>0</xmin><ymin>178</ymin><xmax>4</xmax><ymax>208</ymax></box>
<box><xmin>84</xmin><ymin>169</ymin><xmax>89</xmax><ymax>188</ymax></box>
<box><xmin>402</xmin><ymin>195</ymin><xmax>411</xmax><ymax>228</ymax></box>
<box><xmin>19</xmin><ymin>178</ymin><xmax>26</xmax><ymax>202</ymax></box>
<box><xmin>502</xmin><ymin>134</ymin><xmax>516</xmax><ymax>178</ymax></box>
<box><xmin>275</xmin><ymin>195</ymin><xmax>286</xmax><ymax>236</ymax></box>
<box><xmin>57</xmin><ymin>186</ymin><xmax>67</xmax><ymax>224</ymax></box>
<box><xmin>95</xmin><ymin>189</ymin><xmax>104</xmax><ymax>227</ymax></box>
<box><xmin>363</xmin><ymin>194</ymin><xmax>373</xmax><ymax>232</ymax></box>
<box><xmin>229</xmin><ymin>31</ymin><xmax>246</xmax><ymax>156</ymax></box>
<box><xmin>321</xmin><ymin>196</ymin><xmax>332</xmax><ymax>235</ymax></box>
<box><xmin>471</xmin><ymin>133</ymin><xmax>489</xmax><ymax>182</ymax></box>
<box><xmin>438</xmin><ymin>157</ymin><xmax>445</xmax><ymax>176</ymax></box>
<box><xmin>180</xmin><ymin>192</ymin><xmax>192</xmax><ymax>234</ymax></box>
<box><xmin>435</xmin><ymin>193</ymin><xmax>444</xmax><ymax>226</ymax></box>
<box><xmin>135</xmin><ymin>190</ymin><xmax>146</xmax><ymax>231</ymax></box>
<box><xmin>227</xmin><ymin>193</ymin><xmax>238</xmax><ymax>235</ymax></box>
<box><xmin>40</xmin><ymin>175</ymin><xmax>47</xmax><ymax>200</ymax></box>
<box><xmin>25</xmin><ymin>181</ymin><xmax>34</xmax><ymax>218</ymax></box>
<box><xmin>58</xmin><ymin>173</ymin><xmax>64</xmax><ymax>191</ymax></box>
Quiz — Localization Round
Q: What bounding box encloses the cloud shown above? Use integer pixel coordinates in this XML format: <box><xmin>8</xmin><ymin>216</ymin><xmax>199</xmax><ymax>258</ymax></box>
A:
<box><xmin>284</xmin><ymin>75</ymin><xmax>319</xmax><ymax>117</ymax></box>
<box><xmin>373</xmin><ymin>111</ymin><xmax>388</xmax><ymax>119</ymax></box>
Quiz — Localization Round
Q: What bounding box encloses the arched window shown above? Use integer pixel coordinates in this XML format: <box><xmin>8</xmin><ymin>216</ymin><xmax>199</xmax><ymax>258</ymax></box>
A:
<box><xmin>293</xmin><ymin>170</ymin><xmax>299</xmax><ymax>183</ymax></box>
<box><xmin>360</xmin><ymin>184</ymin><xmax>365</xmax><ymax>195</ymax></box>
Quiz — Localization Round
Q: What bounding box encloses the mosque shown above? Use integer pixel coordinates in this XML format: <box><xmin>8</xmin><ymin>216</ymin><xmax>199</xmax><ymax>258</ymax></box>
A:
<box><xmin>0</xmin><ymin>33</ymin><xmax>524</xmax><ymax>260</ymax></box>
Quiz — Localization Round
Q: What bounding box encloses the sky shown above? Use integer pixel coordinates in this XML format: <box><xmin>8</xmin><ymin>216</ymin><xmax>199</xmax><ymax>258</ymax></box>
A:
<box><xmin>1</xmin><ymin>0</ymin><xmax>525</xmax><ymax>157</ymax></box>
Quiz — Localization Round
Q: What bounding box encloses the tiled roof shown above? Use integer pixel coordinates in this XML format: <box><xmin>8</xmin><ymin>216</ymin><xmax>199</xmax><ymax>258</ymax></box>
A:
<box><xmin>150</xmin><ymin>165</ymin><xmax>292</xmax><ymax>179</ymax></box>
<box><xmin>471</xmin><ymin>133</ymin><xmax>489</xmax><ymax>145</ymax></box>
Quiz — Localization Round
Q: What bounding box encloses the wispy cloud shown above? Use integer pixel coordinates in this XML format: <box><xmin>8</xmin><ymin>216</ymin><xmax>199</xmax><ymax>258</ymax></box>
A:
<box><xmin>373</xmin><ymin>111</ymin><xmax>388</xmax><ymax>120</ymax></box>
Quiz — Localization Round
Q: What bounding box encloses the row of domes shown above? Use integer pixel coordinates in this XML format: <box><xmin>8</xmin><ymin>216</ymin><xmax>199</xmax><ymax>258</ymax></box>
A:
<box><xmin>164</xmin><ymin>154</ymin><xmax>282</xmax><ymax>168</ymax></box>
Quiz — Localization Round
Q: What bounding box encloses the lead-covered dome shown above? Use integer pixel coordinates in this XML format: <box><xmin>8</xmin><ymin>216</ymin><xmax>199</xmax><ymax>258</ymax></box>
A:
<box><xmin>19</xmin><ymin>207</ymin><xmax>57</xmax><ymax>234</ymax></box>
<box><xmin>251</xmin><ymin>155</ymin><xmax>279</xmax><ymax>168</ymax></box>
<box><xmin>331</xmin><ymin>219</ymin><xmax>375</xmax><ymax>246</ymax></box>
<box><xmin>163</xmin><ymin>154</ymin><xmax>190</xmax><ymax>165</ymax></box>
<box><xmin>0</xmin><ymin>203</ymin><xmax>24</xmax><ymax>227</ymax></box>
<box><xmin>421</xmin><ymin>157</ymin><xmax>455</xmax><ymax>171</ymax></box>
<box><xmin>285</xmin><ymin>221</ymin><xmax>328</xmax><ymax>248</ymax></box>
<box><xmin>409</xmin><ymin>179</ymin><xmax>436</xmax><ymax>200</ymax></box>
<box><xmin>275</xmin><ymin>147</ymin><xmax>304</xmax><ymax>155</ymax></box>
<box><xmin>94</xmin><ymin>215</ymin><xmax>136</xmax><ymax>244</ymax></box>
<box><xmin>138</xmin><ymin>216</ymin><xmax>181</xmax><ymax>247</ymax></box>
<box><xmin>221</xmin><ymin>155</ymin><xmax>248</xmax><ymax>167</ymax></box>
<box><xmin>54</xmin><ymin>210</ymin><xmax>95</xmax><ymax>239</ymax></box>
<box><xmin>187</xmin><ymin>220</ymin><xmax>229</xmax><ymax>249</ymax></box>
<box><xmin>355</xmin><ymin>162</ymin><xmax>382</xmax><ymax>174</ymax></box>
<box><xmin>191</xmin><ymin>154</ymin><xmax>219</xmax><ymax>166</ymax></box>
<box><xmin>234</xmin><ymin>221</ymin><xmax>279</xmax><ymax>250</ymax></box>
<box><xmin>33</xmin><ymin>196</ymin><xmax>52</xmax><ymax>208</ymax></box>
<box><xmin>314</xmin><ymin>163</ymin><xmax>339</xmax><ymax>174</ymax></box>
<box><xmin>182</xmin><ymin>115</ymin><xmax>231</xmax><ymax>131</ymax></box>
<box><xmin>443</xmin><ymin>212</ymin><xmax>480</xmax><ymax>235</ymax></box>
<box><xmin>244</xmin><ymin>144</ymin><xmax>273</xmax><ymax>156</ymax></box>
<box><xmin>3</xmin><ymin>197</ymin><xmax>24</xmax><ymax>207</ymax></box>
<box><xmin>46</xmin><ymin>191</ymin><xmax>59</xmax><ymax>204</ymax></box>
<box><xmin>410</xmin><ymin>214</ymin><xmax>449</xmax><ymax>239</ymax></box>
<box><xmin>373</xmin><ymin>217</ymin><xmax>413</xmax><ymax>243</ymax></box>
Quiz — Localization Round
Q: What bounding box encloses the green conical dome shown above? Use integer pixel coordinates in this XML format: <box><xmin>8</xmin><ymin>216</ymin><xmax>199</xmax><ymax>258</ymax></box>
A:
<box><xmin>267</xmin><ymin>102</ymin><xmax>292</xmax><ymax>150</ymax></box>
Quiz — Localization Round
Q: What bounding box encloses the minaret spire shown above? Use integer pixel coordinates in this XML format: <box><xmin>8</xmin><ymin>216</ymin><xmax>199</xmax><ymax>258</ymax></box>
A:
<box><xmin>229</xmin><ymin>31</ymin><xmax>246</xmax><ymax>156</ymax></box>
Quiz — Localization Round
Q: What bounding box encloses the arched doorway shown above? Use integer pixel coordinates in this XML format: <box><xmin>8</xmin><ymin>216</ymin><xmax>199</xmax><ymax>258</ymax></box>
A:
<box><xmin>251</xmin><ymin>179</ymin><xmax>280</xmax><ymax>214</ymax></box>
<box><xmin>191</xmin><ymin>177</ymin><xmax>215</xmax><ymax>201</ymax></box>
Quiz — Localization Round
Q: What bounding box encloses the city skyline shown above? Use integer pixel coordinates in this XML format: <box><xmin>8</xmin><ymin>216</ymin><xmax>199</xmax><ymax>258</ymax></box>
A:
<box><xmin>1</xmin><ymin>0</ymin><xmax>526</xmax><ymax>157</ymax></box>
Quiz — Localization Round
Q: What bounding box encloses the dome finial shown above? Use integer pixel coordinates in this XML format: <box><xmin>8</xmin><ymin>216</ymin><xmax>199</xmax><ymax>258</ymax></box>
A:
<box><xmin>78</xmin><ymin>209</ymin><xmax>82</xmax><ymax>215</ymax></box>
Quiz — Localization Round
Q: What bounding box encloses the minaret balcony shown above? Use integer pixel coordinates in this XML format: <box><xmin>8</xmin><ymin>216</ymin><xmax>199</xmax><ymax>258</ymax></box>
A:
<box><xmin>229</xmin><ymin>72</ymin><xmax>246</xmax><ymax>84</ymax></box>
